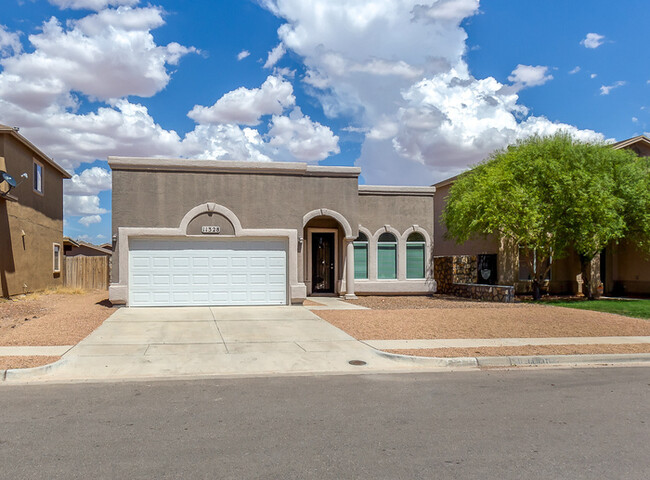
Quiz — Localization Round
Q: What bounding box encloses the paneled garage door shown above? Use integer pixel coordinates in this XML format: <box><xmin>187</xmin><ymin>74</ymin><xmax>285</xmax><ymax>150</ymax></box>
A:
<box><xmin>129</xmin><ymin>239</ymin><xmax>287</xmax><ymax>306</ymax></box>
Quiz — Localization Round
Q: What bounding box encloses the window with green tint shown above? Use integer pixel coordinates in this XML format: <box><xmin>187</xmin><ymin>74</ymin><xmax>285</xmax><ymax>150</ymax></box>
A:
<box><xmin>353</xmin><ymin>233</ymin><xmax>368</xmax><ymax>279</ymax></box>
<box><xmin>377</xmin><ymin>232</ymin><xmax>397</xmax><ymax>279</ymax></box>
<box><xmin>406</xmin><ymin>232</ymin><xmax>425</xmax><ymax>279</ymax></box>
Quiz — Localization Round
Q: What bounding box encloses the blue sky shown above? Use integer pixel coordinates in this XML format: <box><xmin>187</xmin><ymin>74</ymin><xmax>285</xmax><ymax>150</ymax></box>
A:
<box><xmin>0</xmin><ymin>0</ymin><xmax>647</xmax><ymax>244</ymax></box>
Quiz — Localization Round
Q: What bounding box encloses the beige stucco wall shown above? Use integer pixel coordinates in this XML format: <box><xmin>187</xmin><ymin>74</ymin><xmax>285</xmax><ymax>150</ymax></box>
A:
<box><xmin>110</xmin><ymin>165</ymin><xmax>360</xmax><ymax>283</ymax></box>
<box><xmin>0</xmin><ymin>134</ymin><xmax>65</xmax><ymax>296</ymax></box>
<box><xmin>357</xmin><ymin>192</ymin><xmax>433</xmax><ymax>235</ymax></box>
<box><xmin>433</xmin><ymin>183</ymin><xmax>498</xmax><ymax>256</ymax></box>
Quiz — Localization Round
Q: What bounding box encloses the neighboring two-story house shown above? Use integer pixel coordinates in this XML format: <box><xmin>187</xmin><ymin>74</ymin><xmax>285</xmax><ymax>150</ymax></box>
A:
<box><xmin>0</xmin><ymin>124</ymin><xmax>71</xmax><ymax>297</ymax></box>
<box><xmin>433</xmin><ymin>135</ymin><xmax>650</xmax><ymax>297</ymax></box>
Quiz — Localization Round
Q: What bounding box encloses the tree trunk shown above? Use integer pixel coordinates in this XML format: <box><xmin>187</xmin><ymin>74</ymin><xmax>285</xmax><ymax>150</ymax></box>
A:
<box><xmin>531</xmin><ymin>278</ymin><xmax>541</xmax><ymax>301</ymax></box>
<box><xmin>579</xmin><ymin>255</ymin><xmax>594</xmax><ymax>300</ymax></box>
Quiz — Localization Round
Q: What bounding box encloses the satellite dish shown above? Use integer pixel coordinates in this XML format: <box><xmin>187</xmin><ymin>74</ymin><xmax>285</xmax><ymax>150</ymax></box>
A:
<box><xmin>1</xmin><ymin>171</ymin><xmax>17</xmax><ymax>193</ymax></box>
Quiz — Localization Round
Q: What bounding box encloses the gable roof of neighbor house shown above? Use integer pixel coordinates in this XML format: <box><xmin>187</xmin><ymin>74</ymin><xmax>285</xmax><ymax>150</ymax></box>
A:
<box><xmin>63</xmin><ymin>237</ymin><xmax>80</xmax><ymax>248</ymax></box>
<box><xmin>63</xmin><ymin>237</ymin><xmax>112</xmax><ymax>256</ymax></box>
<box><xmin>0</xmin><ymin>123</ymin><xmax>71</xmax><ymax>179</ymax></box>
<box><xmin>610</xmin><ymin>135</ymin><xmax>650</xmax><ymax>150</ymax></box>
<box><xmin>431</xmin><ymin>135</ymin><xmax>650</xmax><ymax>189</ymax></box>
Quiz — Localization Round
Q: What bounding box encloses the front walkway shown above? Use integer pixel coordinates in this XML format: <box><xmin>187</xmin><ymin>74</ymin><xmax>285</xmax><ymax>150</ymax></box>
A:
<box><xmin>10</xmin><ymin>305</ymin><xmax>425</xmax><ymax>382</ymax></box>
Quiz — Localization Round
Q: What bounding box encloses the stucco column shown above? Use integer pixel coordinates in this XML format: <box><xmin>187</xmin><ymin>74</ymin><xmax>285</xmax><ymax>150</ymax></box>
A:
<box><xmin>344</xmin><ymin>239</ymin><xmax>357</xmax><ymax>299</ymax></box>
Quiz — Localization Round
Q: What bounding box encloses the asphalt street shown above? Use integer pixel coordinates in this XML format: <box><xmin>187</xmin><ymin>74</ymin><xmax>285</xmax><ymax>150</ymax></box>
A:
<box><xmin>1</xmin><ymin>367</ymin><xmax>648</xmax><ymax>479</ymax></box>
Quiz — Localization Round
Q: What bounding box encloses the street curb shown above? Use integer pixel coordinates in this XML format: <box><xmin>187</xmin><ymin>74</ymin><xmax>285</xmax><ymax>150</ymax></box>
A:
<box><xmin>372</xmin><ymin>349</ymin><xmax>650</xmax><ymax>369</ymax></box>
<box><xmin>372</xmin><ymin>349</ymin><xmax>479</xmax><ymax>368</ymax></box>
<box><xmin>0</xmin><ymin>356</ymin><xmax>70</xmax><ymax>383</ymax></box>
<box><xmin>477</xmin><ymin>353</ymin><xmax>650</xmax><ymax>367</ymax></box>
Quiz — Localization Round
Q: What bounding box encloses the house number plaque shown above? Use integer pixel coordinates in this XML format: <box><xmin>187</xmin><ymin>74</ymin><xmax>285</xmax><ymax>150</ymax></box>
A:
<box><xmin>201</xmin><ymin>226</ymin><xmax>221</xmax><ymax>234</ymax></box>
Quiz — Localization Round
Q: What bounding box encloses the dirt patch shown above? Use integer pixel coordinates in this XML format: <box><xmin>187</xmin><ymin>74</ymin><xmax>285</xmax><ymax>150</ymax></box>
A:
<box><xmin>316</xmin><ymin>305</ymin><xmax>650</xmax><ymax>340</ymax></box>
<box><xmin>347</xmin><ymin>295</ymin><xmax>528</xmax><ymax>310</ymax></box>
<box><xmin>387</xmin><ymin>344</ymin><xmax>650</xmax><ymax>358</ymax></box>
<box><xmin>0</xmin><ymin>356</ymin><xmax>61</xmax><ymax>369</ymax></box>
<box><xmin>0</xmin><ymin>291</ymin><xmax>114</xmax><ymax>346</ymax></box>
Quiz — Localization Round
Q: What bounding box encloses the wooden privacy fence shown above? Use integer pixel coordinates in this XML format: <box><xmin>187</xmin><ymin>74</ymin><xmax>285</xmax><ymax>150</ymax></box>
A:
<box><xmin>64</xmin><ymin>255</ymin><xmax>110</xmax><ymax>290</ymax></box>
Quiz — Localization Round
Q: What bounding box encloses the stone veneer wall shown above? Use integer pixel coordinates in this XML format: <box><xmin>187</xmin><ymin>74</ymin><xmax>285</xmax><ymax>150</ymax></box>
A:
<box><xmin>453</xmin><ymin>255</ymin><xmax>477</xmax><ymax>284</ymax></box>
<box><xmin>434</xmin><ymin>255</ymin><xmax>514</xmax><ymax>303</ymax></box>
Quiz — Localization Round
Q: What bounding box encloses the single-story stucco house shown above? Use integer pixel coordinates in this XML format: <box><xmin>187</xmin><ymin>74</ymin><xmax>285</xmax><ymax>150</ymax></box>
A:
<box><xmin>108</xmin><ymin>157</ymin><xmax>436</xmax><ymax>307</ymax></box>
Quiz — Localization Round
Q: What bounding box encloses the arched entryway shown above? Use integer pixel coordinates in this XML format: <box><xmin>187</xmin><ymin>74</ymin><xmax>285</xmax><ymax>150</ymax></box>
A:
<box><xmin>302</xmin><ymin>209</ymin><xmax>356</xmax><ymax>298</ymax></box>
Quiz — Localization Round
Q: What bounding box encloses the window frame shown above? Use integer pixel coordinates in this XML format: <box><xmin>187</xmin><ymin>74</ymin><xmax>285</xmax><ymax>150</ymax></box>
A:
<box><xmin>53</xmin><ymin>243</ymin><xmax>61</xmax><ymax>273</ymax></box>
<box><xmin>406</xmin><ymin>233</ymin><xmax>426</xmax><ymax>279</ymax></box>
<box><xmin>33</xmin><ymin>159</ymin><xmax>44</xmax><ymax>195</ymax></box>
<box><xmin>377</xmin><ymin>232</ymin><xmax>398</xmax><ymax>280</ymax></box>
<box><xmin>353</xmin><ymin>233</ymin><xmax>369</xmax><ymax>280</ymax></box>
<box><xmin>518</xmin><ymin>246</ymin><xmax>551</xmax><ymax>281</ymax></box>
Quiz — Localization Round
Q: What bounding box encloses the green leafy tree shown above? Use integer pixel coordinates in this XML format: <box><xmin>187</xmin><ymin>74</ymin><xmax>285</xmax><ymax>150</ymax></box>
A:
<box><xmin>442</xmin><ymin>133</ymin><xmax>650</xmax><ymax>300</ymax></box>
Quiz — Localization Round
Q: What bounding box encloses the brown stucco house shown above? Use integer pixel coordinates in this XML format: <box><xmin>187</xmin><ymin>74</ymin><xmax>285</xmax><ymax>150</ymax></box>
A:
<box><xmin>108</xmin><ymin>157</ymin><xmax>436</xmax><ymax>307</ymax></box>
<box><xmin>433</xmin><ymin>135</ymin><xmax>650</xmax><ymax>297</ymax></box>
<box><xmin>63</xmin><ymin>237</ymin><xmax>112</xmax><ymax>258</ymax></box>
<box><xmin>0</xmin><ymin>124</ymin><xmax>71</xmax><ymax>297</ymax></box>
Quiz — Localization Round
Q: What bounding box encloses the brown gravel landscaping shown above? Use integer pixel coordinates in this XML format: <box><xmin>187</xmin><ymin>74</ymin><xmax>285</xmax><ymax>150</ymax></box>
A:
<box><xmin>0</xmin><ymin>290</ymin><xmax>114</xmax><ymax>346</ymax></box>
<box><xmin>317</xmin><ymin>297</ymin><xmax>650</xmax><ymax>340</ymax></box>
<box><xmin>0</xmin><ymin>356</ymin><xmax>61</xmax><ymax>370</ymax></box>
<box><xmin>387</xmin><ymin>344</ymin><xmax>650</xmax><ymax>358</ymax></box>
<box><xmin>347</xmin><ymin>294</ymin><xmax>527</xmax><ymax>310</ymax></box>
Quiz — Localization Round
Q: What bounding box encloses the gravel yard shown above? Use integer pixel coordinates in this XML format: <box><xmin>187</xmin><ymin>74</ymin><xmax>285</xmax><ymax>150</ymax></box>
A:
<box><xmin>315</xmin><ymin>295</ymin><xmax>650</xmax><ymax>357</ymax></box>
<box><xmin>347</xmin><ymin>295</ymin><xmax>524</xmax><ymax>310</ymax></box>
<box><xmin>0</xmin><ymin>356</ymin><xmax>61</xmax><ymax>370</ymax></box>
<box><xmin>0</xmin><ymin>291</ymin><xmax>114</xmax><ymax>369</ymax></box>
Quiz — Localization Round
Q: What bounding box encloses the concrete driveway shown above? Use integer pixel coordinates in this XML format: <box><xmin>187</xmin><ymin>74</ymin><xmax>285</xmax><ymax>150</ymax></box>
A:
<box><xmin>19</xmin><ymin>305</ymin><xmax>421</xmax><ymax>382</ymax></box>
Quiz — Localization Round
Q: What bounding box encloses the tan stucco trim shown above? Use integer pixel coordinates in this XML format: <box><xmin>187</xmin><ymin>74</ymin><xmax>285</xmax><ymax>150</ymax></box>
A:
<box><xmin>179</xmin><ymin>202</ymin><xmax>243</xmax><ymax>234</ymax></box>
<box><xmin>109</xmin><ymin>202</ymin><xmax>306</xmax><ymax>306</ymax></box>
<box><xmin>53</xmin><ymin>243</ymin><xmax>61</xmax><ymax>273</ymax></box>
<box><xmin>358</xmin><ymin>185</ymin><xmax>436</xmax><ymax>196</ymax></box>
<box><xmin>108</xmin><ymin>157</ymin><xmax>361</xmax><ymax>178</ymax></box>
<box><xmin>302</xmin><ymin>208</ymin><xmax>355</xmax><ymax>240</ymax></box>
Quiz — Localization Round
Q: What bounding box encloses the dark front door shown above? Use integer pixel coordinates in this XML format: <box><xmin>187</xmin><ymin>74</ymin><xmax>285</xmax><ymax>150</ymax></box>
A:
<box><xmin>312</xmin><ymin>232</ymin><xmax>335</xmax><ymax>293</ymax></box>
<box><xmin>477</xmin><ymin>254</ymin><xmax>498</xmax><ymax>285</ymax></box>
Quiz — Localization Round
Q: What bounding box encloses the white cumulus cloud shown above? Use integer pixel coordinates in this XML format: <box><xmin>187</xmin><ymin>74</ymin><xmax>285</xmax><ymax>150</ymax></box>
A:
<box><xmin>569</xmin><ymin>66</ymin><xmax>580</xmax><ymax>75</ymax></box>
<box><xmin>600</xmin><ymin>81</ymin><xmax>626</xmax><ymax>95</ymax></box>
<box><xmin>508</xmin><ymin>64</ymin><xmax>553</xmax><ymax>89</ymax></box>
<box><xmin>49</xmin><ymin>0</ymin><xmax>139</xmax><ymax>10</ymax></box>
<box><xmin>0</xmin><ymin>25</ymin><xmax>22</xmax><ymax>57</ymax></box>
<box><xmin>79</xmin><ymin>214</ymin><xmax>102</xmax><ymax>226</ymax></box>
<box><xmin>268</xmin><ymin>108</ymin><xmax>340</xmax><ymax>162</ymax></box>
<box><xmin>581</xmin><ymin>32</ymin><xmax>605</xmax><ymax>49</ymax></box>
<box><xmin>187</xmin><ymin>75</ymin><xmax>295</xmax><ymax>126</ymax></box>
<box><xmin>237</xmin><ymin>49</ymin><xmax>250</xmax><ymax>60</ymax></box>
<box><xmin>263</xmin><ymin>42</ymin><xmax>286</xmax><ymax>68</ymax></box>
<box><xmin>262</xmin><ymin>0</ymin><xmax>602</xmax><ymax>184</ymax></box>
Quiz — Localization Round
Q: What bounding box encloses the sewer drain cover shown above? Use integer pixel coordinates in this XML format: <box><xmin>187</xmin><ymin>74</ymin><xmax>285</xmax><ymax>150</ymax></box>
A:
<box><xmin>348</xmin><ymin>360</ymin><xmax>367</xmax><ymax>366</ymax></box>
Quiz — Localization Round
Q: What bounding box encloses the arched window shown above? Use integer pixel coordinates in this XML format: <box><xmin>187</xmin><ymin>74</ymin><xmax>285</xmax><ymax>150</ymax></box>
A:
<box><xmin>353</xmin><ymin>232</ymin><xmax>368</xmax><ymax>279</ymax></box>
<box><xmin>377</xmin><ymin>232</ymin><xmax>397</xmax><ymax>279</ymax></box>
<box><xmin>406</xmin><ymin>232</ymin><xmax>426</xmax><ymax>279</ymax></box>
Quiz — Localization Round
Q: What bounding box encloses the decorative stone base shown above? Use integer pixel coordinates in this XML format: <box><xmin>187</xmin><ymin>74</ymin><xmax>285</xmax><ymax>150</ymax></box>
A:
<box><xmin>434</xmin><ymin>256</ymin><xmax>514</xmax><ymax>303</ymax></box>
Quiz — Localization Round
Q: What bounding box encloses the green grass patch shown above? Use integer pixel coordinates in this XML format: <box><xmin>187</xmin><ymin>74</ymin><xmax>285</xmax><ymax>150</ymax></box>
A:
<box><xmin>537</xmin><ymin>298</ymin><xmax>650</xmax><ymax>319</ymax></box>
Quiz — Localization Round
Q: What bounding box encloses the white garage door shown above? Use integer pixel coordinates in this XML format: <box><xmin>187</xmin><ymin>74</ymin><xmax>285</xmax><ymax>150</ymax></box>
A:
<box><xmin>129</xmin><ymin>239</ymin><xmax>287</xmax><ymax>307</ymax></box>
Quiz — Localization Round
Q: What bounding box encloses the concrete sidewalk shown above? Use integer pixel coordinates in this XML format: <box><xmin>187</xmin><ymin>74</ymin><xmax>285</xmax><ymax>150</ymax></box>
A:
<box><xmin>3</xmin><ymin>305</ymin><xmax>434</xmax><ymax>383</ymax></box>
<box><xmin>0</xmin><ymin>346</ymin><xmax>74</xmax><ymax>356</ymax></box>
